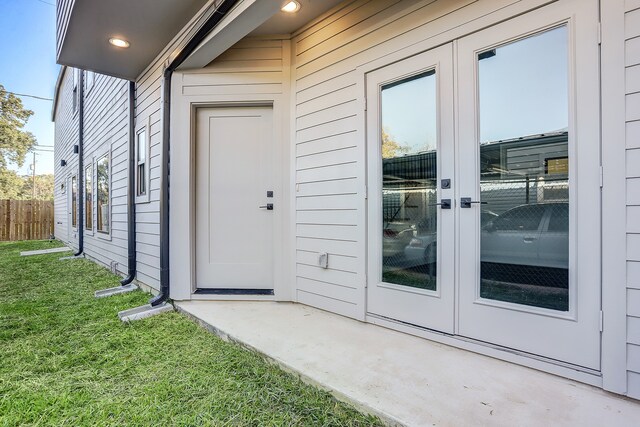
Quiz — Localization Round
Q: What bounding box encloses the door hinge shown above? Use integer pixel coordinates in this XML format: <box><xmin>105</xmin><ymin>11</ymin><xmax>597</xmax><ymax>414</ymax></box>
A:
<box><xmin>599</xmin><ymin>166</ymin><xmax>604</xmax><ymax>188</ymax></box>
<box><xmin>363</xmin><ymin>96</ymin><xmax>367</xmax><ymax>111</ymax></box>
<box><xmin>364</xmin><ymin>184</ymin><xmax>368</xmax><ymax>199</ymax></box>
<box><xmin>599</xmin><ymin>310</ymin><xmax>604</xmax><ymax>332</ymax></box>
<box><xmin>597</xmin><ymin>22</ymin><xmax>602</xmax><ymax>45</ymax></box>
<box><xmin>364</xmin><ymin>273</ymin><xmax>368</xmax><ymax>287</ymax></box>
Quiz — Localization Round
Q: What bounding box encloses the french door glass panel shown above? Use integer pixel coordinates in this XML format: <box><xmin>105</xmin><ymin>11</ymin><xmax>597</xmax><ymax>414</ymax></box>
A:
<box><xmin>456</xmin><ymin>0</ymin><xmax>601</xmax><ymax>370</ymax></box>
<box><xmin>381</xmin><ymin>71</ymin><xmax>438</xmax><ymax>291</ymax></box>
<box><xmin>366</xmin><ymin>44</ymin><xmax>455</xmax><ymax>333</ymax></box>
<box><xmin>477</xmin><ymin>26</ymin><xmax>570</xmax><ymax>311</ymax></box>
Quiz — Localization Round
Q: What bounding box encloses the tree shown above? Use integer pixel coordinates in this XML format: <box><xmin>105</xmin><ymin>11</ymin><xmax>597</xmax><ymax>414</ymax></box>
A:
<box><xmin>0</xmin><ymin>169</ymin><xmax>25</xmax><ymax>199</ymax></box>
<box><xmin>0</xmin><ymin>84</ymin><xmax>37</xmax><ymax>172</ymax></box>
<box><xmin>381</xmin><ymin>127</ymin><xmax>410</xmax><ymax>159</ymax></box>
<box><xmin>22</xmin><ymin>174</ymin><xmax>55</xmax><ymax>201</ymax></box>
<box><xmin>0</xmin><ymin>171</ymin><xmax>54</xmax><ymax>200</ymax></box>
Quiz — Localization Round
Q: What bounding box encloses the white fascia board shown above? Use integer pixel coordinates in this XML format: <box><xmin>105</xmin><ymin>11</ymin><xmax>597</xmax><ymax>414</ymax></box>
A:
<box><xmin>177</xmin><ymin>0</ymin><xmax>282</xmax><ymax>70</ymax></box>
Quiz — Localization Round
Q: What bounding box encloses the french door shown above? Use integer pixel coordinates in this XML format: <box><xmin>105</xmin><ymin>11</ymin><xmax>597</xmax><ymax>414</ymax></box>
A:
<box><xmin>366</xmin><ymin>0</ymin><xmax>600</xmax><ymax>369</ymax></box>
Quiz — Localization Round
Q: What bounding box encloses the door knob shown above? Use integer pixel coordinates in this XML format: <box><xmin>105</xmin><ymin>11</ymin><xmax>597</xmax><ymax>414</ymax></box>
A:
<box><xmin>430</xmin><ymin>199</ymin><xmax>451</xmax><ymax>209</ymax></box>
<box><xmin>259</xmin><ymin>204</ymin><xmax>274</xmax><ymax>210</ymax></box>
<box><xmin>460</xmin><ymin>197</ymin><xmax>487</xmax><ymax>208</ymax></box>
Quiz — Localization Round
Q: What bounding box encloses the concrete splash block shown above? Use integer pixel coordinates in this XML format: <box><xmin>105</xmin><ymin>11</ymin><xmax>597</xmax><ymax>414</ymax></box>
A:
<box><xmin>21</xmin><ymin>247</ymin><xmax>71</xmax><ymax>256</ymax></box>
<box><xmin>95</xmin><ymin>284</ymin><xmax>138</xmax><ymax>298</ymax></box>
<box><xmin>118</xmin><ymin>303</ymin><xmax>173</xmax><ymax>322</ymax></box>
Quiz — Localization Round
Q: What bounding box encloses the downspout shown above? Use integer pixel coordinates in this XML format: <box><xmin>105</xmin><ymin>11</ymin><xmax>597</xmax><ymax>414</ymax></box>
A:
<box><xmin>150</xmin><ymin>0</ymin><xmax>240</xmax><ymax>306</ymax></box>
<box><xmin>121</xmin><ymin>81</ymin><xmax>137</xmax><ymax>285</ymax></box>
<box><xmin>74</xmin><ymin>71</ymin><xmax>85</xmax><ymax>256</ymax></box>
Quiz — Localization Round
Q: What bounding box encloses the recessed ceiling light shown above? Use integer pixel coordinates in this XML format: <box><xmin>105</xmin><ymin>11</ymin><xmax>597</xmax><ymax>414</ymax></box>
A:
<box><xmin>109</xmin><ymin>37</ymin><xmax>130</xmax><ymax>48</ymax></box>
<box><xmin>281</xmin><ymin>1</ymin><xmax>300</xmax><ymax>13</ymax></box>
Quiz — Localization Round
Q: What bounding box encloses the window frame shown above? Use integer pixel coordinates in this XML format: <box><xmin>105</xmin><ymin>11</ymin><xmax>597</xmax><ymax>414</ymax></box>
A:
<box><xmin>95</xmin><ymin>150</ymin><xmax>112</xmax><ymax>239</ymax></box>
<box><xmin>135</xmin><ymin>117</ymin><xmax>151</xmax><ymax>204</ymax></box>
<box><xmin>85</xmin><ymin>71</ymin><xmax>95</xmax><ymax>94</ymax></box>
<box><xmin>72</xmin><ymin>68</ymin><xmax>79</xmax><ymax>114</ymax></box>
<box><xmin>84</xmin><ymin>162</ymin><xmax>93</xmax><ymax>233</ymax></box>
<box><xmin>71</xmin><ymin>175</ymin><xmax>78</xmax><ymax>230</ymax></box>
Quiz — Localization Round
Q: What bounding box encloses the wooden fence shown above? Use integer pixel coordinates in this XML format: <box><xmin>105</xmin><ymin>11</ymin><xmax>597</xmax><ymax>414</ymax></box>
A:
<box><xmin>0</xmin><ymin>200</ymin><xmax>54</xmax><ymax>241</ymax></box>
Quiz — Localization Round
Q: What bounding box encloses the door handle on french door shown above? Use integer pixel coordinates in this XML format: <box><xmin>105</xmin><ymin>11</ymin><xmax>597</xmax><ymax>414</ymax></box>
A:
<box><xmin>430</xmin><ymin>199</ymin><xmax>451</xmax><ymax>209</ymax></box>
<box><xmin>259</xmin><ymin>204</ymin><xmax>274</xmax><ymax>210</ymax></box>
<box><xmin>460</xmin><ymin>197</ymin><xmax>487</xmax><ymax>208</ymax></box>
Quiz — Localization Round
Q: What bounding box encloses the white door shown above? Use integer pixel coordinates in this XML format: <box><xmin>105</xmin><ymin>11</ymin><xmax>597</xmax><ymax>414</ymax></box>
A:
<box><xmin>195</xmin><ymin>106</ymin><xmax>276</xmax><ymax>291</ymax></box>
<box><xmin>366</xmin><ymin>0</ymin><xmax>601</xmax><ymax>369</ymax></box>
<box><xmin>456</xmin><ymin>0</ymin><xmax>601</xmax><ymax>369</ymax></box>
<box><xmin>366</xmin><ymin>44</ymin><xmax>456</xmax><ymax>333</ymax></box>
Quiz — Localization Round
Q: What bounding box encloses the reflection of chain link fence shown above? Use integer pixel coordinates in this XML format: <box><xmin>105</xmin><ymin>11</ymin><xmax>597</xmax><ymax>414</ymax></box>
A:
<box><xmin>379</xmin><ymin>133</ymin><xmax>572</xmax><ymax>305</ymax></box>
<box><xmin>480</xmin><ymin>176</ymin><xmax>569</xmax><ymax>311</ymax></box>
<box><xmin>382</xmin><ymin>185</ymin><xmax>438</xmax><ymax>291</ymax></box>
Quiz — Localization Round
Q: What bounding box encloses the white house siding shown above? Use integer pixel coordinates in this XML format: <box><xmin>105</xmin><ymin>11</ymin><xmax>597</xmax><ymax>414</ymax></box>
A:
<box><xmin>53</xmin><ymin>69</ymin><xmax>133</xmax><ymax>277</ymax></box>
<box><xmin>53</xmin><ymin>68</ymin><xmax>78</xmax><ymax>247</ymax></box>
<box><xmin>55</xmin><ymin>0</ymin><xmax>73</xmax><ymax>60</ymax></box>
<box><xmin>625</xmin><ymin>0</ymin><xmax>640</xmax><ymax>400</ymax></box>
<box><xmin>81</xmin><ymin>74</ymin><xmax>130</xmax><ymax>275</ymax></box>
<box><xmin>290</xmin><ymin>0</ymin><xmax>558</xmax><ymax>320</ymax></box>
<box><xmin>132</xmin><ymin>2</ymin><xmax>232</xmax><ymax>291</ymax></box>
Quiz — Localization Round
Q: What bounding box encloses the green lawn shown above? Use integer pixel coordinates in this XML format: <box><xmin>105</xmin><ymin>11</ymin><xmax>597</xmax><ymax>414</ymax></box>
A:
<box><xmin>0</xmin><ymin>240</ymin><xmax>381</xmax><ymax>426</ymax></box>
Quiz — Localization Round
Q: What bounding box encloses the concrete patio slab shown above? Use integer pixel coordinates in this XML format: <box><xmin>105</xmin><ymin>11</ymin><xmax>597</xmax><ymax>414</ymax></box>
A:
<box><xmin>176</xmin><ymin>300</ymin><xmax>640</xmax><ymax>427</ymax></box>
<box><xmin>20</xmin><ymin>247</ymin><xmax>71</xmax><ymax>256</ymax></box>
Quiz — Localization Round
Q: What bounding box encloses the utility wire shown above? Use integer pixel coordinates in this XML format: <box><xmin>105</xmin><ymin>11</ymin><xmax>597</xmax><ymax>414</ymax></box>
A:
<box><xmin>32</xmin><ymin>0</ymin><xmax>56</xmax><ymax>7</ymax></box>
<box><xmin>6</xmin><ymin>91</ymin><xmax>54</xmax><ymax>102</ymax></box>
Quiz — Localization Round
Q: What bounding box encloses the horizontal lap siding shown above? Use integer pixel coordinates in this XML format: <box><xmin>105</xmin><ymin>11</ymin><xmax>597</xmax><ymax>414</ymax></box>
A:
<box><xmin>291</xmin><ymin>0</ymin><xmax>520</xmax><ymax>319</ymax></box>
<box><xmin>53</xmin><ymin>68</ymin><xmax>78</xmax><ymax>248</ymax></box>
<box><xmin>626</xmin><ymin>2</ymin><xmax>640</xmax><ymax>399</ymax></box>
<box><xmin>82</xmin><ymin>75</ymin><xmax>130</xmax><ymax>275</ymax></box>
<box><xmin>131</xmin><ymin>4</ymin><xmax>219</xmax><ymax>292</ymax></box>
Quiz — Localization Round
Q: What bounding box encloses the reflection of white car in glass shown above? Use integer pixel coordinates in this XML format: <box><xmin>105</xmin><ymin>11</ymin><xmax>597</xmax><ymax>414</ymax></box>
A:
<box><xmin>481</xmin><ymin>202</ymin><xmax>568</xmax><ymax>270</ymax></box>
<box><xmin>403</xmin><ymin>210</ymin><xmax>500</xmax><ymax>270</ymax></box>
<box><xmin>383</xmin><ymin>225</ymin><xmax>414</xmax><ymax>259</ymax></box>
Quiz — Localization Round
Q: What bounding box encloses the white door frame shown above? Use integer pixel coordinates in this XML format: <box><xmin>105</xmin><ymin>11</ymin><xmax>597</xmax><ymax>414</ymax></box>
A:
<box><xmin>455</xmin><ymin>1</ymin><xmax>601</xmax><ymax>370</ymax></box>
<box><xmin>169</xmin><ymin>76</ymin><xmax>292</xmax><ymax>302</ymax></box>
<box><xmin>355</xmin><ymin>0</ymin><xmax>609</xmax><ymax>387</ymax></box>
<box><xmin>365</xmin><ymin>44</ymin><xmax>456</xmax><ymax>333</ymax></box>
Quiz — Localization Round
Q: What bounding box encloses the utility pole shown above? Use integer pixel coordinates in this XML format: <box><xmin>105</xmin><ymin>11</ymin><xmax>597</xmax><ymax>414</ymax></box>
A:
<box><xmin>32</xmin><ymin>152</ymin><xmax>36</xmax><ymax>200</ymax></box>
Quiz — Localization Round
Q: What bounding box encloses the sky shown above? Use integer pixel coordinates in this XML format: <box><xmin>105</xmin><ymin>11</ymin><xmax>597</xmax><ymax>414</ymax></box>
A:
<box><xmin>381</xmin><ymin>25</ymin><xmax>568</xmax><ymax>154</ymax></box>
<box><xmin>0</xmin><ymin>0</ymin><xmax>58</xmax><ymax>175</ymax></box>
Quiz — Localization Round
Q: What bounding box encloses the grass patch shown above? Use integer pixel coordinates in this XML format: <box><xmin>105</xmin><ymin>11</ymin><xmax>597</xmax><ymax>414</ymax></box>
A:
<box><xmin>0</xmin><ymin>240</ymin><xmax>382</xmax><ymax>426</ymax></box>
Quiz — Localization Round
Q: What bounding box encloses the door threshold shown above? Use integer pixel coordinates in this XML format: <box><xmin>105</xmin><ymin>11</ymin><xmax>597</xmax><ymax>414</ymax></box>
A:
<box><xmin>366</xmin><ymin>313</ymin><xmax>602</xmax><ymax>387</ymax></box>
<box><xmin>194</xmin><ymin>288</ymin><xmax>274</xmax><ymax>296</ymax></box>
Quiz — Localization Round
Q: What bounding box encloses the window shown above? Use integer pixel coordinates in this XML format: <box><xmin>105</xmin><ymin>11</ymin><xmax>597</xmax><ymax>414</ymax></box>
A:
<box><xmin>86</xmin><ymin>71</ymin><xmax>95</xmax><ymax>93</ymax></box>
<box><xmin>380</xmin><ymin>70</ymin><xmax>438</xmax><ymax>291</ymax></box>
<box><xmin>136</xmin><ymin>128</ymin><xmax>147</xmax><ymax>197</ymax></box>
<box><xmin>71</xmin><ymin>176</ymin><xmax>77</xmax><ymax>228</ymax></box>
<box><xmin>96</xmin><ymin>154</ymin><xmax>110</xmax><ymax>233</ymax></box>
<box><xmin>477</xmin><ymin>26</ymin><xmax>570</xmax><ymax>311</ymax></box>
<box><xmin>72</xmin><ymin>68</ymin><xmax>79</xmax><ymax>113</ymax></box>
<box><xmin>85</xmin><ymin>165</ymin><xmax>93</xmax><ymax>230</ymax></box>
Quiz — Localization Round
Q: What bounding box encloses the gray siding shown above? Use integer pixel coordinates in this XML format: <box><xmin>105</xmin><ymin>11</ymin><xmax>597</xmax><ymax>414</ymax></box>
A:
<box><xmin>132</xmin><ymin>1</ymin><xmax>243</xmax><ymax>290</ymax></box>
<box><xmin>55</xmin><ymin>0</ymin><xmax>74</xmax><ymax>60</ymax></box>
<box><xmin>53</xmin><ymin>68</ymin><xmax>78</xmax><ymax>248</ymax></box>
<box><xmin>625</xmin><ymin>0</ymin><xmax>640</xmax><ymax>400</ymax></box>
<box><xmin>53</xmin><ymin>70</ymin><xmax>135</xmax><ymax>282</ymax></box>
<box><xmin>81</xmin><ymin>74</ymin><xmax>130</xmax><ymax>275</ymax></box>
<box><xmin>290</xmin><ymin>0</ymin><xmax>543</xmax><ymax>319</ymax></box>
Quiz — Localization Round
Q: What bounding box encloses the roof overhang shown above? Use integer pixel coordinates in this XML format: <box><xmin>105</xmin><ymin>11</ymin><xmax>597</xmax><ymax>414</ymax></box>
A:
<box><xmin>56</xmin><ymin>0</ymin><xmax>209</xmax><ymax>80</ymax></box>
<box><xmin>178</xmin><ymin>0</ymin><xmax>346</xmax><ymax>70</ymax></box>
<box><xmin>51</xmin><ymin>66</ymin><xmax>67</xmax><ymax>122</ymax></box>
